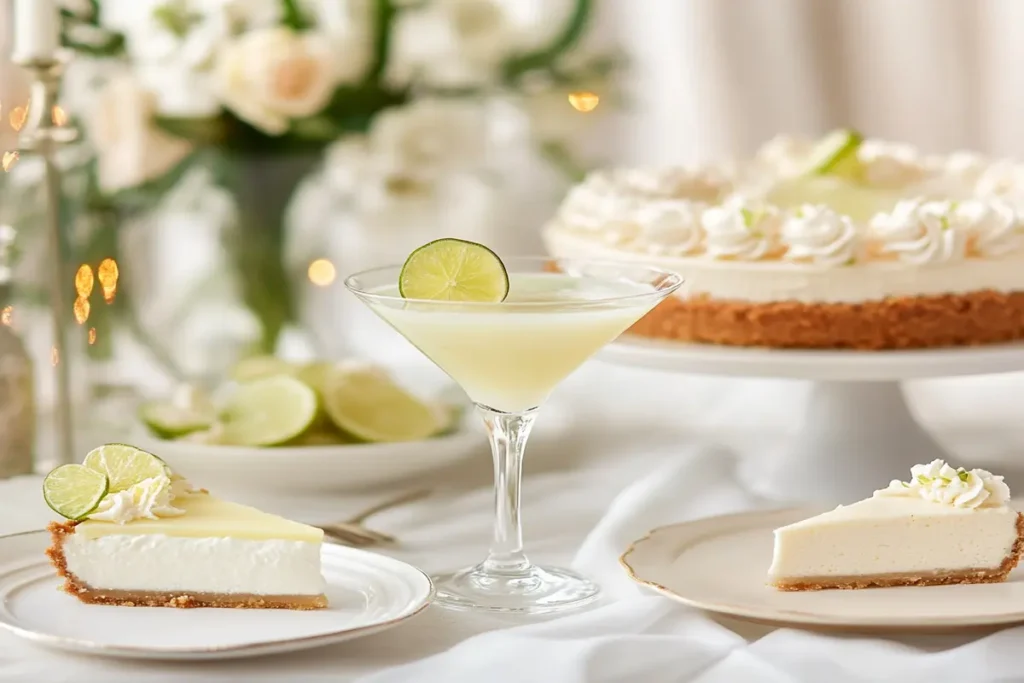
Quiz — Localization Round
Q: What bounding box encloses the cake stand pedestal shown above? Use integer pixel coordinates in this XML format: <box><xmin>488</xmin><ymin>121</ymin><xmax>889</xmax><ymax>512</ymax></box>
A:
<box><xmin>598</xmin><ymin>338</ymin><xmax>1024</xmax><ymax>504</ymax></box>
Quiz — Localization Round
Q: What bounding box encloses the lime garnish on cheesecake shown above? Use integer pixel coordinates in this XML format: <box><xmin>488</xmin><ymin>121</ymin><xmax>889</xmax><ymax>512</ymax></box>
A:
<box><xmin>802</xmin><ymin>128</ymin><xmax>864</xmax><ymax>180</ymax></box>
<box><xmin>219</xmin><ymin>374</ymin><xmax>318</xmax><ymax>446</ymax></box>
<box><xmin>42</xmin><ymin>464</ymin><xmax>110</xmax><ymax>520</ymax></box>
<box><xmin>83</xmin><ymin>443</ymin><xmax>170</xmax><ymax>493</ymax></box>
<box><xmin>322</xmin><ymin>363</ymin><xmax>444</xmax><ymax>442</ymax></box>
<box><xmin>399</xmin><ymin>238</ymin><xmax>510</xmax><ymax>302</ymax></box>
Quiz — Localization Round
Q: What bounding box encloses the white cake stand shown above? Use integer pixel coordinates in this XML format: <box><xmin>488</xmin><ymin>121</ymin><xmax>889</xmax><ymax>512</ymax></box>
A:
<box><xmin>598</xmin><ymin>338</ymin><xmax>1024</xmax><ymax>504</ymax></box>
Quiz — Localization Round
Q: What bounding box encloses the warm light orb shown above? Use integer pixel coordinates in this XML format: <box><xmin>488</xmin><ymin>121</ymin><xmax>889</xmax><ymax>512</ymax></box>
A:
<box><xmin>75</xmin><ymin>264</ymin><xmax>94</xmax><ymax>298</ymax></box>
<box><xmin>97</xmin><ymin>258</ymin><xmax>119</xmax><ymax>302</ymax></box>
<box><xmin>2</xmin><ymin>151</ymin><xmax>18</xmax><ymax>172</ymax></box>
<box><xmin>1</xmin><ymin>306</ymin><xmax>12</xmax><ymax>326</ymax></box>
<box><xmin>9</xmin><ymin>105</ymin><xmax>27</xmax><ymax>132</ymax></box>
<box><xmin>307</xmin><ymin>258</ymin><xmax>336</xmax><ymax>287</ymax></box>
<box><xmin>88</xmin><ymin>327</ymin><xmax>97</xmax><ymax>345</ymax></box>
<box><xmin>568</xmin><ymin>91</ymin><xmax>600</xmax><ymax>113</ymax></box>
<box><xmin>52</xmin><ymin>106</ymin><xmax>68</xmax><ymax>126</ymax></box>
<box><xmin>73</xmin><ymin>296</ymin><xmax>90</xmax><ymax>325</ymax></box>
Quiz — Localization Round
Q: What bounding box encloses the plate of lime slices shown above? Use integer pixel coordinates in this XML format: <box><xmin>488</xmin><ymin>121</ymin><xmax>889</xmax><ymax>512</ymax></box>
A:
<box><xmin>133</xmin><ymin>358</ymin><xmax>484</xmax><ymax>497</ymax></box>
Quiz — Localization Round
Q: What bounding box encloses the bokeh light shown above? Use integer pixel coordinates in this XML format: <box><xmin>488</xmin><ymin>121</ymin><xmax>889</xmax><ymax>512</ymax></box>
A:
<box><xmin>307</xmin><ymin>258</ymin><xmax>336</xmax><ymax>287</ymax></box>
<box><xmin>568</xmin><ymin>91</ymin><xmax>600</xmax><ymax>113</ymax></box>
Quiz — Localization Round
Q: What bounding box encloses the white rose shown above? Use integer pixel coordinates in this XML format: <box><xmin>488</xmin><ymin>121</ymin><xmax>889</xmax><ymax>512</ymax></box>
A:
<box><xmin>299</xmin><ymin>0</ymin><xmax>372</xmax><ymax>82</ymax></box>
<box><xmin>86</xmin><ymin>76</ymin><xmax>192</xmax><ymax>194</ymax></box>
<box><xmin>389</xmin><ymin>0</ymin><xmax>518</xmax><ymax>88</ymax></box>
<box><xmin>367</xmin><ymin>99</ymin><xmax>488</xmax><ymax>182</ymax></box>
<box><xmin>213</xmin><ymin>28</ymin><xmax>340</xmax><ymax>135</ymax></box>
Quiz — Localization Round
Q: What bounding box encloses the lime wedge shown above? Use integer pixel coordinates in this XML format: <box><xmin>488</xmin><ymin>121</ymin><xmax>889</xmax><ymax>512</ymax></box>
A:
<box><xmin>219</xmin><ymin>375</ymin><xmax>318</xmax><ymax>446</ymax></box>
<box><xmin>399</xmin><ymin>238</ymin><xmax>509</xmax><ymax>302</ymax></box>
<box><xmin>230</xmin><ymin>355</ymin><xmax>296</xmax><ymax>383</ymax></box>
<box><xmin>322</xmin><ymin>365</ymin><xmax>443</xmax><ymax>442</ymax></box>
<box><xmin>83</xmin><ymin>444</ymin><xmax>170</xmax><ymax>493</ymax></box>
<box><xmin>295</xmin><ymin>361</ymin><xmax>336</xmax><ymax>395</ymax></box>
<box><xmin>803</xmin><ymin>129</ymin><xmax>864</xmax><ymax>180</ymax></box>
<box><xmin>139</xmin><ymin>400</ymin><xmax>216</xmax><ymax>439</ymax></box>
<box><xmin>42</xmin><ymin>464</ymin><xmax>110</xmax><ymax>520</ymax></box>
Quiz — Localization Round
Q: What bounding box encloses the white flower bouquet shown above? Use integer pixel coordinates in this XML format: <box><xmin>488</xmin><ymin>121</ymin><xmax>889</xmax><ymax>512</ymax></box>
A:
<box><xmin>53</xmin><ymin>0</ymin><xmax>621</xmax><ymax>357</ymax></box>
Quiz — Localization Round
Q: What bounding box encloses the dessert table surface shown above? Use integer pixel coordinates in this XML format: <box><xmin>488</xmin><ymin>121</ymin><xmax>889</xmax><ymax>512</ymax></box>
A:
<box><xmin>3</xmin><ymin>354</ymin><xmax>1024</xmax><ymax>683</ymax></box>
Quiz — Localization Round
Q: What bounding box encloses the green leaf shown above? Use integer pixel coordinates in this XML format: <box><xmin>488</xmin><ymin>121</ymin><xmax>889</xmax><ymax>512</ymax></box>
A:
<box><xmin>281</xmin><ymin>0</ymin><xmax>312</xmax><ymax>31</ymax></box>
<box><xmin>363</xmin><ymin>0</ymin><xmax>398</xmax><ymax>84</ymax></box>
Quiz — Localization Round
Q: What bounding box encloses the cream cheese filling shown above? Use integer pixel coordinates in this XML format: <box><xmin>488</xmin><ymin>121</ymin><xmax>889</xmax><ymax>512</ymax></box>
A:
<box><xmin>544</xmin><ymin>226</ymin><xmax>1024</xmax><ymax>304</ymax></box>
<box><xmin>62</xmin><ymin>533</ymin><xmax>326</xmax><ymax>595</ymax></box>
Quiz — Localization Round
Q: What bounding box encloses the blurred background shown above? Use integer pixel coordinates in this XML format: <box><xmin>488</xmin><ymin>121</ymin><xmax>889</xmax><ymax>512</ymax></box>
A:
<box><xmin>0</xmin><ymin>0</ymin><xmax>1022</xmax><ymax>431</ymax></box>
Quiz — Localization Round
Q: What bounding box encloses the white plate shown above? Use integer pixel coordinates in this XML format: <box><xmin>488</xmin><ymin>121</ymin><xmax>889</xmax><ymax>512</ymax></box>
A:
<box><xmin>0</xmin><ymin>530</ymin><xmax>433</xmax><ymax>660</ymax></box>
<box><xmin>620</xmin><ymin>508</ymin><xmax>1024</xmax><ymax>630</ymax></box>
<box><xmin>133</xmin><ymin>421</ymin><xmax>485</xmax><ymax>498</ymax></box>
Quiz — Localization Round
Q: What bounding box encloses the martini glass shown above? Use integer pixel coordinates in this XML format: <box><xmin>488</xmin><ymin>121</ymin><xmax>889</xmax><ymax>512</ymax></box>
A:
<box><xmin>345</xmin><ymin>257</ymin><xmax>683</xmax><ymax>614</ymax></box>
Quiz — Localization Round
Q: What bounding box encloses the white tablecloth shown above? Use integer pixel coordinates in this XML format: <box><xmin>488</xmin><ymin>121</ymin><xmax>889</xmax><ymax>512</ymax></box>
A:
<box><xmin>3</xmin><ymin>360</ymin><xmax>1024</xmax><ymax>682</ymax></box>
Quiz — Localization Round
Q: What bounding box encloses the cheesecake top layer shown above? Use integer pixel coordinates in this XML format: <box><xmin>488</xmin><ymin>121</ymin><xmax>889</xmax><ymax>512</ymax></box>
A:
<box><xmin>547</xmin><ymin>133</ymin><xmax>1024</xmax><ymax>270</ymax></box>
<box><xmin>74</xmin><ymin>493</ymin><xmax>323</xmax><ymax>543</ymax></box>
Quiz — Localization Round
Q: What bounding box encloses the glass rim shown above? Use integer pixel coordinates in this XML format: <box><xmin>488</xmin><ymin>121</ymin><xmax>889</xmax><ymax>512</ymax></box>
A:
<box><xmin>343</xmin><ymin>256</ymin><xmax>684</xmax><ymax>309</ymax></box>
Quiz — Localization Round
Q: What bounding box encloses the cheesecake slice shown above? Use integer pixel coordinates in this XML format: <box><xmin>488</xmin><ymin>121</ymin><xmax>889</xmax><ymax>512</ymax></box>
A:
<box><xmin>42</xmin><ymin>444</ymin><xmax>327</xmax><ymax>609</ymax></box>
<box><xmin>768</xmin><ymin>460</ymin><xmax>1024</xmax><ymax>591</ymax></box>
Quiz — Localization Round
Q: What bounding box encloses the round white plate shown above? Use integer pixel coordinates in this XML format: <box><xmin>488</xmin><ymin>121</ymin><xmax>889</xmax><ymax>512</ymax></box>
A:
<box><xmin>133</xmin><ymin>421</ymin><xmax>484</xmax><ymax>497</ymax></box>
<box><xmin>0</xmin><ymin>530</ymin><xmax>433</xmax><ymax>660</ymax></box>
<box><xmin>620</xmin><ymin>508</ymin><xmax>1024</xmax><ymax>630</ymax></box>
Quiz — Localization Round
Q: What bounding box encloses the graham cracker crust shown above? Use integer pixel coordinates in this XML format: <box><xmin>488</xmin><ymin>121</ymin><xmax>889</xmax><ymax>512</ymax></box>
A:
<box><xmin>626</xmin><ymin>290</ymin><xmax>1024</xmax><ymax>350</ymax></box>
<box><xmin>46</xmin><ymin>521</ymin><xmax>328</xmax><ymax>610</ymax></box>
<box><xmin>771</xmin><ymin>512</ymin><xmax>1024</xmax><ymax>591</ymax></box>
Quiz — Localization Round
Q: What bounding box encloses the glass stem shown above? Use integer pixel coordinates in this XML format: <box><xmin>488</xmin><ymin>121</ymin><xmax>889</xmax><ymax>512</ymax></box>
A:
<box><xmin>478</xmin><ymin>405</ymin><xmax>537</xmax><ymax>576</ymax></box>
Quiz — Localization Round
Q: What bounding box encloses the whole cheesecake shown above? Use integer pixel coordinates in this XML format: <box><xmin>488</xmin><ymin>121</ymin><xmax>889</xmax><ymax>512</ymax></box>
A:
<box><xmin>543</xmin><ymin>131</ymin><xmax>1024</xmax><ymax>350</ymax></box>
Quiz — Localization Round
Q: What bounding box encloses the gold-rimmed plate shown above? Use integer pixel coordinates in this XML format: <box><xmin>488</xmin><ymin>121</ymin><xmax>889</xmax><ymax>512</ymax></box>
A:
<box><xmin>0</xmin><ymin>530</ymin><xmax>433</xmax><ymax>660</ymax></box>
<box><xmin>620</xmin><ymin>508</ymin><xmax>1024</xmax><ymax>631</ymax></box>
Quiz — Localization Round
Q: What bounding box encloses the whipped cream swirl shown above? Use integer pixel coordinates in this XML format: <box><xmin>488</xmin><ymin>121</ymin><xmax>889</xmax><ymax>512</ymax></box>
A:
<box><xmin>858</xmin><ymin>140</ymin><xmax>928</xmax><ymax>188</ymax></box>
<box><xmin>612</xmin><ymin>167</ymin><xmax>728</xmax><ymax>202</ymax></box>
<box><xmin>557</xmin><ymin>172</ymin><xmax>640</xmax><ymax>232</ymax></box>
<box><xmin>754</xmin><ymin>134</ymin><xmax>813</xmax><ymax>176</ymax></box>
<box><xmin>701</xmin><ymin>199</ymin><xmax>780</xmax><ymax>260</ymax></box>
<box><xmin>953</xmin><ymin>200</ymin><xmax>1024</xmax><ymax>257</ymax></box>
<box><xmin>876</xmin><ymin>459</ymin><xmax>1011</xmax><ymax>509</ymax></box>
<box><xmin>634</xmin><ymin>200</ymin><xmax>704</xmax><ymax>256</ymax></box>
<box><xmin>87</xmin><ymin>473</ymin><xmax>196</xmax><ymax>524</ymax></box>
<box><xmin>781</xmin><ymin>205</ymin><xmax>858</xmax><ymax>266</ymax></box>
<box><xmin>871</xmin><ymin>199</ymin><xmax>968</xmax><ymax>265</ymax></box>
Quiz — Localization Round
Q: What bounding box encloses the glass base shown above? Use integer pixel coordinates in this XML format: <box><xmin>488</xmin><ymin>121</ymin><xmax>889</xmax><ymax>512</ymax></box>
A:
<box><xmin>432</xmin><ymin>563</ymin><xmax>601</xmax><ymax>614</ymax></box>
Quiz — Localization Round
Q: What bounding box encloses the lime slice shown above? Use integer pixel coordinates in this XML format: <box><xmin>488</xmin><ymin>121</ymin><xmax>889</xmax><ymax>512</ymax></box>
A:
<box><xmin>139</xmin><ymin>401</ymin><xmax>216</xmax><ymax>439</ymax></box>
<box><xmin>399</xmin><ymin>238</ymin><xmax>509</xmax><ymax>302</ymax></box>
<box><xmin>230</xmin><ymin>355</ymin><xmax>296</xmax><ymax>383</ymax></box>
<box><xmin>803</xmin><ymin>129</ymin><xmax>864</xmax><ymax>180</ymax></box>
<box><xmin>322</xmin><ymin>365</ymin><xmax>442</xmax><ymax>442</ymax></box>
<box><xmin>42</xmin><ymin>464</ymin><xmax>110</xmax><ymax>520</ymax></box>
<box><xmin>295</xmin><ymin>361</ymin><xmax>336</xmax><ymax>395</ymax></box>
<box><xmin>219</xmin><ymin>375</ymin><xmax>318</xmax><ymax>446</ymax></box>
<box><xmin>83</xmin><ymin>444</ymin><xmax>170</xmax><ymax>493</ymax></box>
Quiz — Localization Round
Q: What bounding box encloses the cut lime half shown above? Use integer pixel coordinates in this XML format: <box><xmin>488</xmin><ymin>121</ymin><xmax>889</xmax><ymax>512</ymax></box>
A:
<box><xmin>803</xmin><ymin>129</ymin><xmax>864</xmax><ymax>180</ymax></box>
<box><xmin>323</xmin><ymin>365</ymin><xmax>443</xmax><ymax>443</ymax></box>
<box><xmin>399</xmin><ymin>238</ymin><xmax>509</xmax><ymax>302</ymax></box>
<box><xmin>139</xmin><ymin>400</ymin><xmax>216</xmax><ymax>439</ymax></box>
<box><xmin>43</xmin><ymin>464</ymin><xmax>109</xmax><ymax>520</ymax></box>
<box><xmin>83</xmin><ymin>444</ymin><xmax>170</xmax><ymax>493</ymax></box>
<box><xmin>219</xmin><ymin>375</ymin><xmax>318</xmax><ymax>446</ymax></box>
<box><xmin>230</xmin><ymin>355</ymin><xmax>296</xmax><ymax>383</ymax></box>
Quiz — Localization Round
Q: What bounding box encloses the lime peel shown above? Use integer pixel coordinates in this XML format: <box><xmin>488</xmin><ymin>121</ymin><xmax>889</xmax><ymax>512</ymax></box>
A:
<box><xmin>83</xmin><ymin>444</ymin><xmax>169</xmax><ymax>494</ymax></box>
<box><xmin>219</xmin><ymin>375</ymin><xmax>318</xmax><ymax>446</ymax></box>
<box><xmin>323</xmin><ymin>365</ymin><xmax>443</xmax><ymax>443</ymax></box>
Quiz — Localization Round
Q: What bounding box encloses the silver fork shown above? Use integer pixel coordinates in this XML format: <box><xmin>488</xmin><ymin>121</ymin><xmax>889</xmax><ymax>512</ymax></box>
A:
<box><xmin>319</xmin><ymin>489</ymin><xmax>431</xmax><ymax>547</ymax></box>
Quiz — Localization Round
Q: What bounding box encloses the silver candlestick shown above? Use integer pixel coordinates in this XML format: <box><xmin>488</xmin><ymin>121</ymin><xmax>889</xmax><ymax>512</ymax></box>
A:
<box><xmin>14</xmin><ymin>51</ymin><xmax>79</xmax><ymax>466</ymax></box>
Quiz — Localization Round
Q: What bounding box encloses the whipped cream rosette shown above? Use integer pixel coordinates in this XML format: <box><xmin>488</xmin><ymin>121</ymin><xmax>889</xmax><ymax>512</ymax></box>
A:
<box><xmin>877</xmin><ymin>459</ymin><xmax>1011</xmax><ymax>510</ymax></box>
<box><xmin>701</xmin><ymin>198</ymin><xmax>782</xmax><ymax>260</ymax></box>
<box><xmin>781</xmin><ymin>204</ymin><xmax>859</xmax><ymax>266</ymax></box>
<box><xmin>870</xmin><ymin>199</ymin><xmax>969</xmax><ymax>265</ymax></box>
